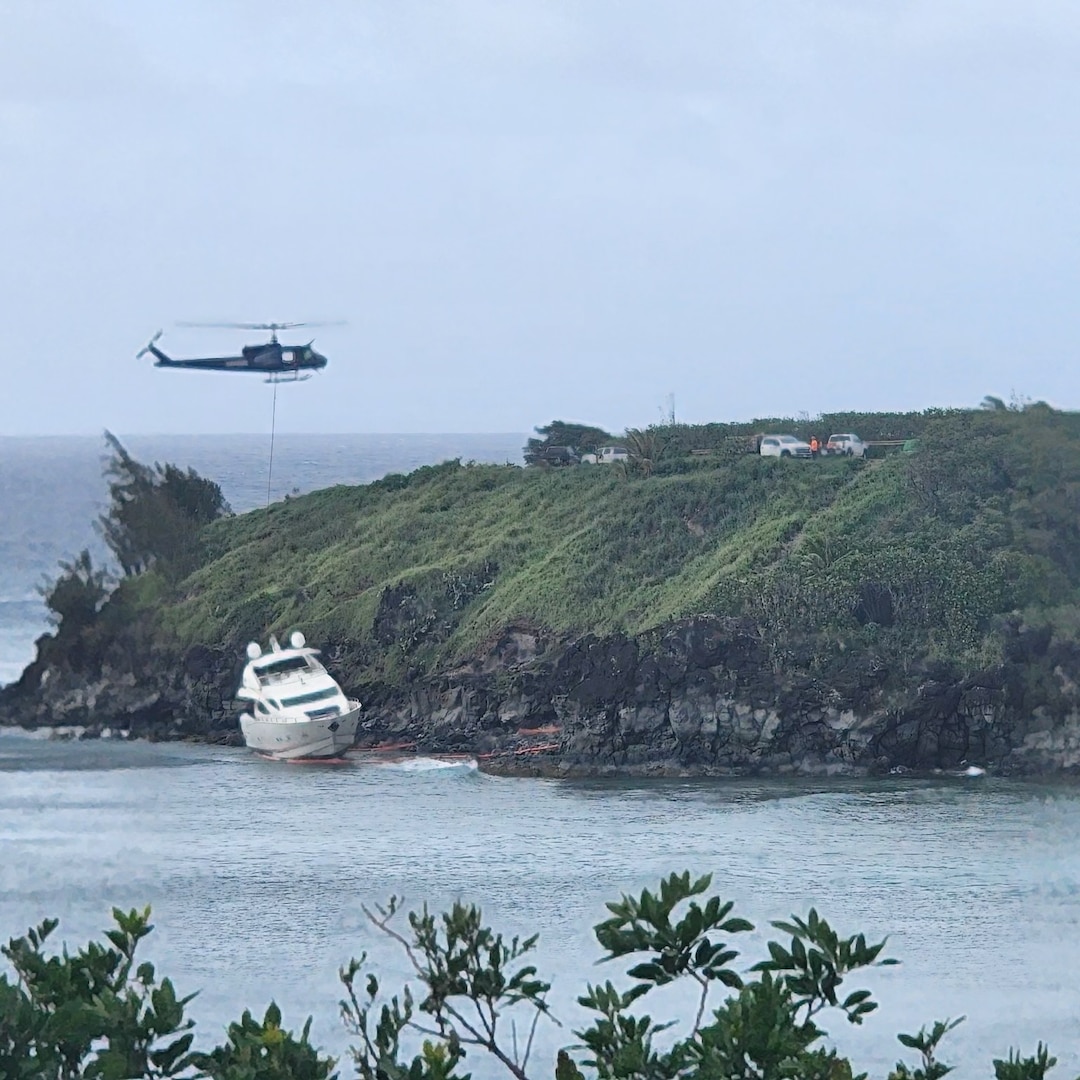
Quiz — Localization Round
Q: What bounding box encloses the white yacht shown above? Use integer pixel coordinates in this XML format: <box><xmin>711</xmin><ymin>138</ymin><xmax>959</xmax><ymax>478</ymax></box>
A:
<box><xmin>236</xmin><ymin>632</ymin><xmax>362</xmax><ymax>760</ymax></box>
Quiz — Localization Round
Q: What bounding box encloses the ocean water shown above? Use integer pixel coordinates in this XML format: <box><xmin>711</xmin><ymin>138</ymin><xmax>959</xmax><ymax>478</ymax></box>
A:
<box><xmin>1</xmin><ymin>737</ymin><xmax>1078</xmax><ymax>1078</ymax></box>
<box><xmin>0</xmin><ymin>433</ymin><xmax>527</xmax><ymax>685</ymax></box>
<box><xmin>2</xmin><ymin>435</ymin><xmax>1079</xmax><ymax>1077</ymax></box>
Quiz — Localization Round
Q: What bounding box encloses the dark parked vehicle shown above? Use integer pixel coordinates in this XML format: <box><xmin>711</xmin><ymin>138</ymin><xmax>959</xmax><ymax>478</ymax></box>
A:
<box><xmin>525</xmin><ymin>445</ymin><xmax>581</xmax><ymax>467</ymax></box>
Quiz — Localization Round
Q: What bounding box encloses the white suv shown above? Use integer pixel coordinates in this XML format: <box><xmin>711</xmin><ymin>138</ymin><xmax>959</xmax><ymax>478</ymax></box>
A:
<box><xmin>759</xmin><ymin>435</ymin><xmax>812</xmax><ymax>459</ymax></box>
<box><xmin>824</xmin><ymin>434</ymin><xmax>867</xmax><ymax>458</ymax></box>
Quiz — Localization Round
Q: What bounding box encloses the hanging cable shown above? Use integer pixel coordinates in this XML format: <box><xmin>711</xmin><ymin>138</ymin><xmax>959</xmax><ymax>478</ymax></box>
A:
<box><xmin>266</xmin><ymin>379</ymin><xmax>278</xmax><ymax>508</ymax></box>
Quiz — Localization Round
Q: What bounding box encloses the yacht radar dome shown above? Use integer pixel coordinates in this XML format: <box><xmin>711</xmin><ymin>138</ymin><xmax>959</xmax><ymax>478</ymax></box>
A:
<box><xmin>246</xmin><ymin>642</ymin><xmax>262</xmax><ymax>660</ymax></box>
<box><xmin>289</xmin><ymin>631</ymin><xmax>306</xmax><ymax>649</ymax></box>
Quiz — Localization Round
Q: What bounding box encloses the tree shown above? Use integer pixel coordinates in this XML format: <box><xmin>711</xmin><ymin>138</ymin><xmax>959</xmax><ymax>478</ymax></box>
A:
<box><xmin>340</xmin><ymin>872</ymin><xmax>1057</xmax><ymax>1080</ymax></box>
<box><xmin>525</xmin><ymin>422</ymin><xmax>613</xmax><ymax>462</ymax></box>
<box><xmin>0</xmin><ymin>875</ymin><xmax>1069</xmax><ymax>1080</ymax></box>
<box><xmin>622</xmin><ymin>427</ymin><xmax>668</xmax><ymax>477</ymax></box>
<box><xmin>38</xmin><ymin>549</ymin><xmax>112</xmax><ymax>632</ymax></box>
<box><xmin>193</xmin><ymin>1005</ymin><xmax>336</xmax><ymax>1080</ymax></box>
<box><xmin>980</xmin><ymin>394</ymin><xmax>1039</xmax><ymax>414</ymax></box>
<box><xmin>96</xmin><ymin>432</ymin><xmax>231</xmax><ymax>578</ymax></box>
<box><xmin>0</xmin><ymin>908</ymin><xmax>335</xmax><ymax>1080</ymax></box>
<box><xmin>0</xmin><ymin>907</ymin><xmax>199</xmax><ymax>1080</ymax></box>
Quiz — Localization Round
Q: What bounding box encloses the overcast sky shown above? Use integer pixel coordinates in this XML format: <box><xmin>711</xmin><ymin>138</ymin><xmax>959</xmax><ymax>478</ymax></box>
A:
<box><xmin>2</xmin><ymin>0</ymin><xmax>1078</xmax><ymax>435</ymax></box>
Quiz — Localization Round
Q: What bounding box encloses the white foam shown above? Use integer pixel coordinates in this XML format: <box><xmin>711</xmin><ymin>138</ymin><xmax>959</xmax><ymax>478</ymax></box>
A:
<box><xmin>0</xmin><ymin>724</ymin><xmax>83</xmax><ymax>740</ymax></box>
<box><xmin>375</xmin><ymin>755</ymin><xmax>478</xmax><ymax>773</ymax></box>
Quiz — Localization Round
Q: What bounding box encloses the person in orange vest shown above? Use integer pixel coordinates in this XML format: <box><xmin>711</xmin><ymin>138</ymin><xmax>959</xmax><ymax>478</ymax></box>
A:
<box><xmin>809</xmin><ymin>435</ymin><xmax>820</xmax><ymax>458</ymax></box>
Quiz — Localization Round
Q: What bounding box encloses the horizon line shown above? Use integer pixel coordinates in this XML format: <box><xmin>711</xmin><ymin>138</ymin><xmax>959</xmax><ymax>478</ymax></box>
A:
<box><xmin>0</xmin><ymin>431</ymin><xmax>534</xmax><ymax>439</ymax></box>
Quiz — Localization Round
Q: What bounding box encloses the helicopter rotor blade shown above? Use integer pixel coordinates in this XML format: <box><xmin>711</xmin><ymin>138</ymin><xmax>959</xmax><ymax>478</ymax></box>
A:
<box><xmin>177</xmin><ymin>320</ymin><xmax>346</xmax><ymax>331</ymax></box>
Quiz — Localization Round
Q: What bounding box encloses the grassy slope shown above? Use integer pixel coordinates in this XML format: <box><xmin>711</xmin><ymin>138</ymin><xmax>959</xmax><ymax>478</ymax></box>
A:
<box><xmin>148</xmin><ymin>407</ymin><xmax>1080</xmax><ymax>685</ymax></box>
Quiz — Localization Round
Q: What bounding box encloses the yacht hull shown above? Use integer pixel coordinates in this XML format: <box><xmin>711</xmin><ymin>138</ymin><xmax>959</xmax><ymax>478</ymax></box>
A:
<box><xmin>240</xmin><ymin>702</ymin><xmax>362</xmax><ymax>761</ymax></box>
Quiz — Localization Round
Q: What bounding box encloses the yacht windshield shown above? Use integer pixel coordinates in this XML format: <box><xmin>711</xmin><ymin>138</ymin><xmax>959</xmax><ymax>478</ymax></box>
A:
<box><xmin>255</xmin><ymin>656</ymin><xmax>312</xmax><ymax>680</ymax></box>
<box><xmin>280</xmin><ymin>686</ymin><xmax>339</xmax><ymax>708</ymax></box>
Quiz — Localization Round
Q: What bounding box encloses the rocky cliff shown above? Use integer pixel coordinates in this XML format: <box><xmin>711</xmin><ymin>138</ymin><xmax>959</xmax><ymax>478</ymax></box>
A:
<box><xmin>5</xmin><ymin>615</ymin><xmax>1080</xmax><ymax>777</ymax></box>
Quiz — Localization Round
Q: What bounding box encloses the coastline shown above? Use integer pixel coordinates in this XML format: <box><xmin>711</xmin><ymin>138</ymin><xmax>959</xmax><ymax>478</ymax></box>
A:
<box><xmin>4</xmin><ymin>613</ymin><xmax>1080</xmax><ymax>778</ymax></box>
<box><xmin>0</xmin><ymin>723</ymin><xmax>1004</xmax><ymax>781</ymax></box>
<box><xmin>8</xmin><ymin>408</ymin><xmax>1080</xmax><ymax>778</ymax></box>
<box><xmin>2</xmin><ymin>724</ymin><xmax>1070</xmax><ymax>786</ymax></box>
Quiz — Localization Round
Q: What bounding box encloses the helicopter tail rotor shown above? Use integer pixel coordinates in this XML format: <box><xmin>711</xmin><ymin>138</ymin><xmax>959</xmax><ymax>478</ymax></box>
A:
<box><xmin>136</xmin><ymin>330</ymin><xmax>163</xmax><ymax>359</ymax></box>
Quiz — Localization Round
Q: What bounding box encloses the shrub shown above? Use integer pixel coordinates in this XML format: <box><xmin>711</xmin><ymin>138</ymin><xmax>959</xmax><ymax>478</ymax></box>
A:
<box><xmin>39</xmin><ymin>549</ymin><xmax>111</xmax><ymax>632</ymax></box>
<box><xmin>0</xmin><ymin>907</ymin><xmax>334</xmax><ymax>1080</ymax></box>
<box><xmin>1</xmin><ymin>874</ymin><xmax>1068</xmax><ymax>1080</ymax></box>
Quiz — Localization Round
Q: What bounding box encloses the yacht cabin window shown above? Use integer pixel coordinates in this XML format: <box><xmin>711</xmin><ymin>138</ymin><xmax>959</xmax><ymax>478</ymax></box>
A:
<box><xmin>254</xmin><ymin>655</ymin><xmax>313</xmax><ymax>681</ymax></box>
<box><xmin>280</xmin><ymin>687</ymin><xmax>339</xmax><ymax>708</ymax></box>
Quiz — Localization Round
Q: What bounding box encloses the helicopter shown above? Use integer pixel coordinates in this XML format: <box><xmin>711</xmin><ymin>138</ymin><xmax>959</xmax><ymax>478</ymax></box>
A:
<box><xmin>138</xmin><ymin>321</ymin><xmax>342</xmax><ymax>382</ymax></box>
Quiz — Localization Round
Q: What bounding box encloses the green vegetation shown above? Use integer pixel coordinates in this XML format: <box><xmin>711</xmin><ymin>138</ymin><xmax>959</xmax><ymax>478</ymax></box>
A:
<box><xmin>525</xmin><ymin>421</ymin><xmax>614</xmax><ymax>462</ymax></box>
<box><xmin>34</xmin><ymin>434</ymin><xmax>230</xmax><ymax>675</ymax></box>
<box><xmin>114</xmin><ymin>404</ymin><xmax>1078</xmax><ymax>689</ymax></box>
<box><xmin>1</xmin><ymin>874</ymin><xmax>1068</xmax><ymax>1079</ymax></box>
<box><xmin>34</xmin><ymin>406</ymin><xmax>1080</xmax><ymax>694</ymax></box>
<box><xmin>649</xmin><ymin>408</ymin><xmax>976</xmax><ymax>457</ymax></box>
<box><xmin>97</xmin><ymin>430</ymin><xmax>231</xmax><ymax>580</ymax></box>
<box><xmin>40</xmin><ymin>550</ymin><xmax>112</xmax><ymax>634</ymax></box>
<box><xmin>0</xmin><ymin>907</ymin><xmax>331</xmax><ymax>1079</ymax></box>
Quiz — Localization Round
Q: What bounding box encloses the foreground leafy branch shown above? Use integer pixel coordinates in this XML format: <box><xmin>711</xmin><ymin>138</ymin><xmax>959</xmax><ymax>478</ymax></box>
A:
<box><xmin>0</xmin><ymin>907</ymin><xmax>334</xmax><ymax>1080</ymax></box>
<box><xmin>0</xmin><ymin>875</ymin><xmax>1073</xmax><ymax>1080</ymax></box>
<box><xmin>341</xmin><ymin>896</ymin><xmax>552</xmax><ymax>1080</ymax></box>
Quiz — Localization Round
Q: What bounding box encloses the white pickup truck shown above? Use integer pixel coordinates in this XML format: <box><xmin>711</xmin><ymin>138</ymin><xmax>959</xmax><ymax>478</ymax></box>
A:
<box><xmin>824</xmin><ymin>434</ymin><xmax>868</xmax><ymax>458</ymax></box>
<box><xmin>580</xmin><ymin>446</ymin><xmax>629</xmax><ymax>465</ymax></box>
<box><xmin>759</xmin><ymin>435</ymin><xmax>812</xmax><ymax>459</ymax></box>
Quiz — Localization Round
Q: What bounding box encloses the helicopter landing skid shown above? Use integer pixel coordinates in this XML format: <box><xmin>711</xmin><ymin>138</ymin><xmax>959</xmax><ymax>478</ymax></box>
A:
<box><xmin>265</xmin><ymin>373</ymin><xmax>312</xmax><ymax>384</ymax></box>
